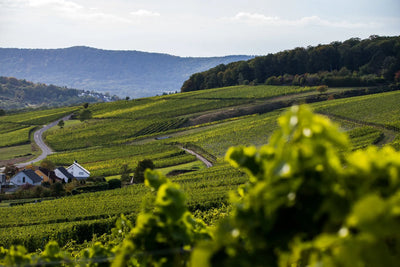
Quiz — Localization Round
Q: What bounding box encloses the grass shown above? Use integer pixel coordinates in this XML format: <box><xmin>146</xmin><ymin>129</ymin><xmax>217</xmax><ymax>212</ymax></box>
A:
<box><xmin>45</xmin><ymin>119</ymin><xmax>83</xmax><ymax>133</ymax></box>
<box><xmin>158</xmin><ymin>160</ymin><xmax>206</xmax><ymax>176</ymax></box>
<box><xmin>314</xmin><ymin>90</ymin><xmax>400</xmax><ymax>128</ymax></box>
<box><xmin>0</xmin><ymin>126</ymin><xmax>36</xmax><ymax>147</ymax></box>
<box><xmin>104</xmin><ymin>174</ymin><xmax>122</xmax><ymax>181</ymax></box>
<box><xmin>0</xmin><ymin>144</ymin><xmax>33</xmax><ymax>160</ymax></box>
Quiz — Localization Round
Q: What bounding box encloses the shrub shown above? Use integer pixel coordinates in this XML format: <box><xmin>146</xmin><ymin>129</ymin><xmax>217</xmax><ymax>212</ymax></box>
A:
<box><xmin>133</xmin><ymin>159</ymin><xmax>155</xmax><ymax>184</ymax></box>
<box><xmin>316</xmin><ymin>84</ymin><xmax>328</xmax><ymax>94</ymax></box>
<box><xmin>107</xmin><ymin>179</ymin><xmax>122</xmax><ymax>189</ymax></box>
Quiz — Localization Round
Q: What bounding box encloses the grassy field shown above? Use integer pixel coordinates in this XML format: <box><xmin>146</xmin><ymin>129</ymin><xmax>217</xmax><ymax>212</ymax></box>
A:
<box><xmin>313</xmin><ymin>90</ymin><xmax>400</xmax><ymax>128</ymax></box>
<box><xmin>0</xmin><ymin>144</ymin><xmax>34</xmax><ymax>160</ymax></box>
<box><xmin>1</xmin><ymin>85</ymin><xmax>399</xmax><ymax>251</ymax></box>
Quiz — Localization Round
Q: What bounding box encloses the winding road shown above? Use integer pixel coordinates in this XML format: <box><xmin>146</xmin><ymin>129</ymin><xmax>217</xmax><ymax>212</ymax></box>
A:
<box><xmin>16</xmin><ymin>114</ymin><xmax>71</xmax><ymax>168</ymax></box>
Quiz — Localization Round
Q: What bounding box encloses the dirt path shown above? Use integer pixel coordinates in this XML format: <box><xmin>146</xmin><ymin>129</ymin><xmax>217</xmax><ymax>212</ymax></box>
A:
<box><xmin>16</xmin><ymin>114</ymin><xmax>71</xmax><ymax>168</ymax></box>
<box><xmin>180</xmin><ymin>147</ymin><xmax>213</xmax><ymax>168</ymax></box>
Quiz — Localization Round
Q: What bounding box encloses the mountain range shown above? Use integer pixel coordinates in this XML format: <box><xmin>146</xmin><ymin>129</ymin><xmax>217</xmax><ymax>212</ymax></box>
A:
<box><xmin>0</xmin><ymin>46</ymin><xmax>252</xmax><ymax>98</ymax></box>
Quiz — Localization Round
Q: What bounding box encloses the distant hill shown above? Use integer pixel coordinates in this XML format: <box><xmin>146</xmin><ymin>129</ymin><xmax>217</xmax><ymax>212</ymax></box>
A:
<box><xmin>0</xmin><ymin>76</ymin><xmax>117</xmax><ymax>110</ymax></box>
<box><xmin>181</xmin><ymin>35</ymin><xmax>400</xmax><ymax>92</ymax></box>
<box><xmin>0</xmin><ymin>47</ymin><xmax>252</xmax><ymax>98</ymax></box>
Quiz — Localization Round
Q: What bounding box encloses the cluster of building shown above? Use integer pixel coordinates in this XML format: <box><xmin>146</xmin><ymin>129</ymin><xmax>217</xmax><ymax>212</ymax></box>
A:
<box><xmin>0</xmin><ymin>161</ymin><xmax>90</xmax><ymax>193</ymax></box>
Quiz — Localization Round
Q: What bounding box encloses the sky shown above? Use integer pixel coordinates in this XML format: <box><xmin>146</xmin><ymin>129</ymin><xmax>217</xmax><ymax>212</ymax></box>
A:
<box><xmin>0</xmin><ymin>0</ymin><xmax>399</xmax><ymax>57</ymax></box>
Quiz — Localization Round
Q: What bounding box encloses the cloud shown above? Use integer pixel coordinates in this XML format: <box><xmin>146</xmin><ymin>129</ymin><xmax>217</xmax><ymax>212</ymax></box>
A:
<box><xmin>27</xmin><ymin>0</ymin><xmax>82</xmax><ymax>10</ymax></box>
<box><xmin>5</xmin><ymin>0</ymin><xmax>132</xmax><ymax>24</ymax></box>
<box><xmin>232</xmin><ymin>12</ymin><xmax>280</xmax><ymax>24</ymax></box>
<box><xmin>130</xmin><ymin>9</ymin><xmax>160</xmax><ymax>17</ymax></box>
<box><xmin>225</xmin><ymin>12</ymin><xmax>371</xmax><ymax>28</ymax></box>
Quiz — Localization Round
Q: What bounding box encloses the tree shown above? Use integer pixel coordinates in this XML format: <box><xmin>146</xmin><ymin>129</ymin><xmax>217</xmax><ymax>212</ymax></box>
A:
<box><xmin>120</xmin><ymin>164</ymin><xmax>131</xmax><ymax>183</ymax></box>
<box><xmin>108</xmin><ymin>179</ymin><xmax>122</xmax><ymax>189</ymax></box>
<box><xmin>4</xmin><ymin>164</ymin><xmax>18</xmax><ymax>179</ymax></box>
<box><xmin>395</xmin><ymin>70</ymin><xmax>400</xmax><ymax>83</ymax></box>
<box><xmin>57</xmin><ymin>119</ymin><xmax>64</xmax><ymax>129</ymax></box>
<box><xmin>133</xmin><ymin>159</ymin><xmax>155</xmax><ymax>183</ymax></box>
<box><xmin>83</xmin><ymin>102</ymin><xmax>89</xmax><ymax>109</ymax></box>
<box><xmin>0</xmin><ymin>109</ymin><xmax>5</xmax><ymax>116</ymax></box>
<box><xmin>316</xmin><ymin>85</ymin><xmax>328</xmax><ymax>94</ymax></box>
<box><xmin>125</xmin><ymin>96</ymin><xmax>130</xmax><ymax>101</ymax></box>
<box><xmin>79</xmin><ymin>109</ymin><xmax>92</xmax><ymax>122</ymax></box>
<box><xmin>40</xmin><ymin>159</ymin><xmax>56</xmax><ymax>171</ymax></box>
<box><xmin>50</xmin><ymin>182</ymin><xmax>65</xmax><ymax>197</ymax></box>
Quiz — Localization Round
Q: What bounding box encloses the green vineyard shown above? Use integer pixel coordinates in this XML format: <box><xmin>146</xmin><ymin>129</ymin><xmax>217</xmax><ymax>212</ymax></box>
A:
<box><xmin>1</xmin><ymin>84</ymin><xmax>400</xmax><ymax>264</ymax></box>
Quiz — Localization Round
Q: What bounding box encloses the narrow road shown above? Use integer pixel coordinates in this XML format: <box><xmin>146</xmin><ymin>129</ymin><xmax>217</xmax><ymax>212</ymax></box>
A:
<box><xmin>16</xmin><ymin>114</ymin><xmax>71</xmax><ymax>168</ymax></box>
<box><xmin>180</xmin><ymin>147</ymin><xmax>213</xmax><ymax>168</ymax></box>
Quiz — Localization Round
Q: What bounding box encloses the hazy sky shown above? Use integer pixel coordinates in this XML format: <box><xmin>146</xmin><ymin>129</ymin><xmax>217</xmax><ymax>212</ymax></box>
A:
<box><xmin>1</xmin><ymin>0</ymin><xmax>399</xmax><ymax>56</ymax></box>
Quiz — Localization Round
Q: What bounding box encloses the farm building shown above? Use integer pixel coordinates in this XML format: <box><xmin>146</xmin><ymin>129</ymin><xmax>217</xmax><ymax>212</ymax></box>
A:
<box><xmin>35</xmin><ymin>169</ymin><xmax>50</xmax><ymax>183</ymax></box>
<box><xmin>67</xmin><ymin>161</ymin><xmax>90</xmax><ymax>180</ymax></box>
<box><xmin>10</xmin><ymin>169</ymin><xmax>43</xmax><ymax>186</ymax></box>
<box><xmin>55</xmin><ymin>167</ymin><xmax>75</xmax><ymax>183</ymax></box>
<box><xmin>37</xmin><ymin>168</ymin><xmax>63</xmax><ymax>184</ymax></box>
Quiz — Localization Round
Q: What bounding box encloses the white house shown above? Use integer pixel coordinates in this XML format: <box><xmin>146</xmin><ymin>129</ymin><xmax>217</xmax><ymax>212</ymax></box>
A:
<box><xmin>55</xmin><ymin>167</ymin><xmax>75</xmax><ymax>183</ymax></box>
<box><xmin>67</xmin><ymin>161</ymin><xmax>90</xmax><ymax>180</ymax></box>
<box><xmin>10</xmin><ymin>170</ymin><xmax>43</xmax><ymax>186</ymax></box>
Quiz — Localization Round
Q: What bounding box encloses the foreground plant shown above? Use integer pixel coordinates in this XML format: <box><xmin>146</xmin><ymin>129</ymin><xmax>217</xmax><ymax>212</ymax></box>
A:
<box><xmin>112</xmin><ymin>170</ymin><xmax>211</xmax><ymax>266</ymax></box>
<box><xmin>191</xmin><ymin>105</ymin><xmax>400</xmax><ymax>267</ymax></box>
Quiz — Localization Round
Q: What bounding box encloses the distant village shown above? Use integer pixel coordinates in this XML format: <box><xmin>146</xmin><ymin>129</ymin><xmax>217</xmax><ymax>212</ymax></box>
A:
<box><xmin>0</xmin><ymin>161</ymin><xmax>90</xmax><ymax>194</ymax></box>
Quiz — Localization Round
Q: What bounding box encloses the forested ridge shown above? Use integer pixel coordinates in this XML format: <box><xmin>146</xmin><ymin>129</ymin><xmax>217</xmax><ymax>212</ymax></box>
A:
<box><xmin>181</xmin><ymin>35</ymin><xmax>400</xmax><ymax>92</ymax></box>
<box><xmin>0</xmin><ymin>76</ymin><xmax>117</xmax><ymax>110</ymax></box>
<box><xmin>0</xmin><ymin>46</ymin><xmax>252</xmax><ymax>98</ymax></box>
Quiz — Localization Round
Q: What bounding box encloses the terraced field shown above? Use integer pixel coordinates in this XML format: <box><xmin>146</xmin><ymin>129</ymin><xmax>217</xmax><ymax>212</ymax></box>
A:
<box><xmin>1</xmin><ymin>85</ymin><xmax>399</xmax><ymax>251</ymax></box>
<box><xmin>314</xmin><ymin>90</ymin><xmax>400</xmax><ymax>127</ymax></box>
<box><xmin>0</xmin><ymin>163</ymin><xmax>244</xmax><ymax>250</ymax></box>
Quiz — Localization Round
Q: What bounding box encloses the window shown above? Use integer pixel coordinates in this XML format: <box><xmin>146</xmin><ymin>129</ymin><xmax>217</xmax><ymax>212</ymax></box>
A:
<box><xmin>22</xmin><ymin>177</ymin><xmax>25</xmax><ymax>183</ymax></box>
<box><xmin>79</xmin><ymin>172</ymin><xmax>84</xmax><ymax>175</ymax></box>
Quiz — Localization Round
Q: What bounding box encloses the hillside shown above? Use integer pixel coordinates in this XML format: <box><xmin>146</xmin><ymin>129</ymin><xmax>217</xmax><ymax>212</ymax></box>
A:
<box><xmin>0</xmin><ymin>47</ymin><xmax>252</xmax><ymax>98</ymax></box>
<box><xmin>181</xmin><ymin>35</ymin><xmax>400</xmax><ymax>92</ymax></box>
<box><xmin>1</xmin><ymin>83</ymin><xmax>400</xmax><ymax>256</ymax></box>
<box><xmin>0</xmin><ymin>77</ymin><xmax>117</xmax><ymax>110</ymax></box>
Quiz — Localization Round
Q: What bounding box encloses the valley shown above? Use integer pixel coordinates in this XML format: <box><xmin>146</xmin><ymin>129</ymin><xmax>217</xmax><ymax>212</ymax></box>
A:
<box><xmin>0</xmin><ymin>35</ymin><xmax>399</xmax><ymax>266</ymax></box>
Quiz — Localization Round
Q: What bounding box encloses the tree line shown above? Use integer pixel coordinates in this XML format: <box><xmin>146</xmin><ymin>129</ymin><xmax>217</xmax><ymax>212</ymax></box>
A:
<box><xmin>181</xmin><ymin>35</ymin><xmax>400</xmax><ymax>92</ymax></box>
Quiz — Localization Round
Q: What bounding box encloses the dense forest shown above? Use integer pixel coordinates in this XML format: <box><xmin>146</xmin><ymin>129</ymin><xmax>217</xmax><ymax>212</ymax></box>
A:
<box><xmin>0</xmin><ymin>77</ymin><xmax>117</xmax><ymax>110</ymax></box>
<box><xmin>0</xmin><ymin>47</ymin><xmax>252</xmax><ymax>98</ymax></box>
<box><xmin>181</xmin><ymin>35</ymin><xmax>400</xmax><ymax>92</ymax></box>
